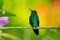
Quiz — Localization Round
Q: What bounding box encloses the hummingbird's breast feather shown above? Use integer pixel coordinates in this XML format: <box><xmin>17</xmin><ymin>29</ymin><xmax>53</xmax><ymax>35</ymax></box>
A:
<box><xmin>30</xmin><ymin>15</ymin><xmax>39</xmax><ymax>25</ymax></box>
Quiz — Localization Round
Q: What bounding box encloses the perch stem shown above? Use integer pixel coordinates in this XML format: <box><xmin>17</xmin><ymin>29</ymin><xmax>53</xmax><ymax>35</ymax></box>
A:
<box><xmin>0</xmin><ymin>26</ymin><xmax>60</xmax><ymax>29</ymax></box>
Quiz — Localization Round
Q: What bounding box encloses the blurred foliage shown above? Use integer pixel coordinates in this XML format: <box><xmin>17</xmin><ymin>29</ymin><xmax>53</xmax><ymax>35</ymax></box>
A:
<box><xmin>0</xmin><ymin>37</ymin><xmax>5</xmax><ymax>40</ymax></box>
<box><xmin>0</xmin><ymin>0</ymin><xmax>60</xmax><ymax>40</ymax></box>
<box><xmin>4</xmin><ymin>11</ymin><xmax>16</xmax><ymax>17</ymax></box>
<box><xmin>0</xmin><ymin>0</ymin><xmax>3</xmax><ymax>9</ymax></box>
<box><xmin>0</xmin><ymin>10</ymin><xmax>16</xmax><ymax>17</ymax></box>
<box><xmin>42</xmin><ymin>26</ymin><xmax>60</xmax><ymax>40</ymax></box>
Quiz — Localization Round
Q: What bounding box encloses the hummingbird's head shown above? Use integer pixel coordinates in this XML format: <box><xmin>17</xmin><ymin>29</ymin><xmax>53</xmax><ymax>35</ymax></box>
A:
<box><xmin>29</xmin><ymin>8</ymin><xmax>37</xmax><ymax>15</ymax></box>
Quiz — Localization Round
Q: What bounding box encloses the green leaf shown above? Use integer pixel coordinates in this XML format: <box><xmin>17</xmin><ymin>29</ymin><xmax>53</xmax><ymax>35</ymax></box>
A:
<box><xmin>0</xmin><ymin>10</ymin><xmax>16</xmax><ymax>17</ymax></box>
<box><xmin>4</xmin><ymin>11</ymin><xmax>16</xmax><ymax>17</ymax></box>
<box><xmin>0</xmin><ymin>0</ymin><xmax>3</xmax><ymax>9</ymax></box>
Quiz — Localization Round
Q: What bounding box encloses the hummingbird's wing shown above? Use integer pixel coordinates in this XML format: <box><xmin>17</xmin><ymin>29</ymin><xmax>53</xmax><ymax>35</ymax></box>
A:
<box><xmin>37</xmin><ymin>16</ymin><xmax>39</xmax><ymax>26</ymax></box>
<box><xmin>29</xmin><ymin>16</ymin><xmax>34</xmax><ymax>27</ymax></box>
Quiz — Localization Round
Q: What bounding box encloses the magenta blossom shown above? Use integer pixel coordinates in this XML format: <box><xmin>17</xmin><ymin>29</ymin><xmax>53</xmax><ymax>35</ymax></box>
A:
<box><xmin>0</xmin><ymin>17</ymin><xmax>9</xmax><ymax>26</ymax></box>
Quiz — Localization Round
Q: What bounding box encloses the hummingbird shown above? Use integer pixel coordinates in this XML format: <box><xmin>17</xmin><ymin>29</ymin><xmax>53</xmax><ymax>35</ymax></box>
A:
<box><xmin>29</xmin><ymin>9</ymin><xmax>39</xmax><ymax>35</ymax></box>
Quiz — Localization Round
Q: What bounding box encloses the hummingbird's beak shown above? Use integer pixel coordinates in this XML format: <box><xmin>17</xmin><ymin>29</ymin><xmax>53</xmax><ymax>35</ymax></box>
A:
<box><xmin>29</xmin><ymin>8</ymin><xmax>32</xmax><ymax>11</ymax></box>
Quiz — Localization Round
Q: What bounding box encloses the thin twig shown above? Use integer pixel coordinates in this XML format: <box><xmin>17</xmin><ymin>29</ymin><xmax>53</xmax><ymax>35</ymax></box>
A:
<box><xmin>0</xmin><ymin>26</ymin><xmax>60</xmax><ymax>29</ymax></box>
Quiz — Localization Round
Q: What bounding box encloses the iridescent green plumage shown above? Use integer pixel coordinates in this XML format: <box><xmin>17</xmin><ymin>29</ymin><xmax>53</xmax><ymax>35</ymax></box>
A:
<box><xmin>29</xmin><ymin>9</ymin><xmax>39</xmax><ymax>35</ymax></box>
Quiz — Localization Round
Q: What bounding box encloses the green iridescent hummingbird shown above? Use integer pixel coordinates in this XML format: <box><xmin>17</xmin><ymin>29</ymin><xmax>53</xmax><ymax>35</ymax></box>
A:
<box><xmin>29</xmin><ymin>9</ymin><xmax>39</xmax><ymax>35</ymax></box>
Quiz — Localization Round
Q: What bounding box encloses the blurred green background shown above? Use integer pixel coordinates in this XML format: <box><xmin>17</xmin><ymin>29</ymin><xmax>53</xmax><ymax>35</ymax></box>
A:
<box><xmin>0</xmin><ymin>0</ymin><xmax>60</xmax><ymax>40</ymax></box>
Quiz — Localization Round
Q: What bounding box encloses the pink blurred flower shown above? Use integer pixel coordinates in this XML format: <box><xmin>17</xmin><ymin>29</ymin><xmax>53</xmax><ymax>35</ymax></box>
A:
<box><xmin>0</xmin><ymin>17</ymin><xmax>9</xmax><ymax>26</ymax></box>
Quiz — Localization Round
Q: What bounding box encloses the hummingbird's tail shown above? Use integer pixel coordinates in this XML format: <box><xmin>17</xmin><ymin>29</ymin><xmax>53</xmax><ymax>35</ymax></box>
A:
<box><xmin>33</xmin><ymin>29</ymin><xmax>39</xmax><ymax>35</ymax></box>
